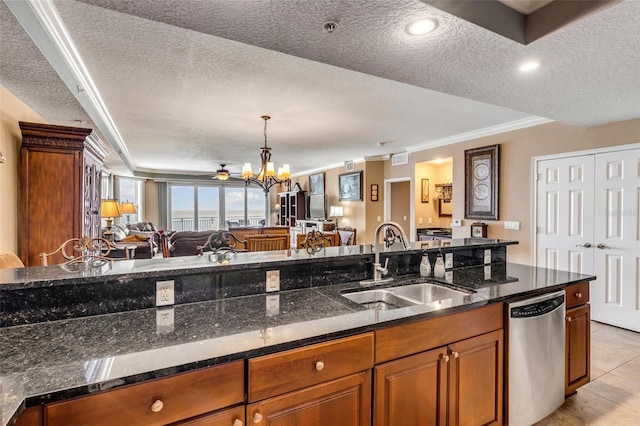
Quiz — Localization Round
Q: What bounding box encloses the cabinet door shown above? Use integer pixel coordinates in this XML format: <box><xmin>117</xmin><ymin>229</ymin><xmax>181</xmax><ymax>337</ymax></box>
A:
<box><xmin>83</xmin><ymin>155</ymin><xmax>102</xmax><ymax>239</ymax></box>
<box><xmin>374</xmin><ymin>346</ymin><xmax>448</xmax><ymax>426</ymax></box>
<box><xmin>247</xmin><ymin>371</ymin><xmax>370</xmax><ymax>426</ymax></box>
<box><xmin>448</xmin><ymin>330</ymin><xmax>503</xmax><ymax>426</ymax></box>
<box><xmin>566</xmin><ymin>304</ymin><xmax>591</xmax><ymax>395</ymax></box>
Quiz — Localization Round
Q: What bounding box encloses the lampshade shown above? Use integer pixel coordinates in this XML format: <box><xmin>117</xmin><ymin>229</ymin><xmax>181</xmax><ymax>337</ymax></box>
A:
<box><xmin>120</xmin><ymin>201</ymin><xmax>137</xmax><ymax>215</ymax></box>
<box><xmin>101</xmin><ymin>199</ymin><xmax>122</xmax><ymax>218</ymax></box>
<box><xmin>329</xmin><ymin>206</ymin><xmax>344</xmax><ymax>218</ymax></box>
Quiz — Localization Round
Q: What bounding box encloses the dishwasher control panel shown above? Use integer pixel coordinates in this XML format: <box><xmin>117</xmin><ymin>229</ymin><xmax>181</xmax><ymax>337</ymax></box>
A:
<box><xmin>510</xmin><ymin>294</ymin><xmax>565</xmax><ymax>318</ymax></box>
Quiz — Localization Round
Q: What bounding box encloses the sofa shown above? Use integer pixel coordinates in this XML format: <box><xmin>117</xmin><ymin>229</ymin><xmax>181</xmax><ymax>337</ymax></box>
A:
<box><xmin>110</xmin><ymin>222</ymin><xmax>160</xmax><ymax>258</ymax></box>
<box><xmin>162</xmin><ymin>230</ymin><xmax>244</xmax><ymax>257</ymax></box>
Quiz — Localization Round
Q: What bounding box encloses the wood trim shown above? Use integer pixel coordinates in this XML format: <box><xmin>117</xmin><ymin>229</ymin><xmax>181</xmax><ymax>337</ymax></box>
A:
<box><xmin>375</xmin><ymin>303</ymin><xmax>503</xmax><ymax>363</ymax></box>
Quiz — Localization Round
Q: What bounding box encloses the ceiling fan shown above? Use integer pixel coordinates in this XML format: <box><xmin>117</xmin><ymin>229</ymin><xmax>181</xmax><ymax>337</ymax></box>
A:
<box><xmin>211</xmin><ymin>164</ymin><xmax>244</xmax><ymax>182</ymax></box>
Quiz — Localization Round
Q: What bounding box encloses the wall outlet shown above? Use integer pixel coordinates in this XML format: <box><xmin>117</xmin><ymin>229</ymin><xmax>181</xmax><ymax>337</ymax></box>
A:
<box><xmin>266</xmin><ymin>270</ymin><xmax>280</xmax><ymax>292</ymax></box>
<box><xmin>403</xmin><ymin>215</ymin><xmax>407</xmax><ymax>221</ymax></box>
<box><xmin>484</xmin><ymin>249</ymin><xmax>492</xmax><ymax>264</ymax></box>
<box><xmin>504</xmin><ymin>221</ymin><xmax>521</xmax><ymax>230</ymax></box>
<box><xmin>376</xmin><ymin>215</ymin><xmax>382</xmax><ymax>222</ymax></box>
<box><xmin>419</xmin><ymin>217</ymin><xmax>423</xmax><ymax>224</ymax></box>
<box><xmin>428</xmin><ymin>217</ymin><xmax>433</xmax><ymax>224</ymax></box>
<box><xmin>156</xmin><ymin>307</ymin><xmax>174</xmax><ymax>334</ymax></box>
<box><xmin>452</xmin><ymin>219</ymin><xmax>462</xmax><ymax>227</ymax></box>
<box><xmin>445</xmin><ymin>252</ymin><xmax>453</xmax><ymax>269</ymax></box>
<box><xmin>156</xmin><ymin>280</ymin><xmax>175</xmax><ymax>307</ymax></box>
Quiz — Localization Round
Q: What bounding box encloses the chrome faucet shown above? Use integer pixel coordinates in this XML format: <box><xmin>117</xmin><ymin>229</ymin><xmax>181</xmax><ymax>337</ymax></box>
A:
<box><xmin>361</xmin><ymin>222</ymin><xmax>409</xmax><ymax>286</ymax></box>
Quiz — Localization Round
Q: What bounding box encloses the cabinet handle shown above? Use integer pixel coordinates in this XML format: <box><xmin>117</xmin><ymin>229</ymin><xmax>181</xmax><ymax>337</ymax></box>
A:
<box><xmin>253</xmin><ymin>412</ymin><xmax>263</xmax><ymax>424</ymax></box>
<box><xmin>233</xmin><ymin>419</ymin><xmax>243</xmax><ymax>426</ymax></box>
<box><xmin>575</xmin><ymin>292</ymin><xmax>583</xmax><ymax>298</ymax></box>
<box><xmin>315</xmin><ymin>361</ymin><xmax>325</xmax><ymax>371</ymax></box>
<box><xmin>450</xmin><ymin>351</ymin><xmax>459</xmax><ymax>359</ymax></box>
<box><xmin>150</xmin><ymin>399</ymin><xmax>164</xmax><ymax>413</ymax></box>
<box><xmin>566</xmin><ymin>316</ymin><xmax>572</xmax><ymax>322</ymax></box>
<box><xmin>440</xmin><ymin>354</ymin><xmax>450</xmax><ymax>362</ymax></box>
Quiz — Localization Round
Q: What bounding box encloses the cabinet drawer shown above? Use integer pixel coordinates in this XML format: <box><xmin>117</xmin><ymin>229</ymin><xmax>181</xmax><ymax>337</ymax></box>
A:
<box><xmin>169</xmin><ymin>405</ymin><xmax>245</xmax><ymax>426</ymax></box>
<box><xmin>566</xmin><ymin>282</ymin><xmax>590</xmax><ymax>308</ymax></box>
<box><xmin>375</xmin><ymin>303</ymin><xmax>503</xmax><ymax>363</ymax></box>
<box><xmin>249</xmin><ymin>333</ymin><xmax>374</xmax><ymax>402</ymax></box>
<box><xmin>46</xmin><ymin>361</ymin><xmax>244</xmax><ymax>426</ymax></box>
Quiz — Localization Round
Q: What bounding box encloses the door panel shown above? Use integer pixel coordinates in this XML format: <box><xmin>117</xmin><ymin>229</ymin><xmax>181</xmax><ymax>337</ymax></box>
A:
<box><xmin>536</xmin><ymin>155</ymin><xmax>595</xmax><ymax>275</ymax></box>
<box><xmin>592</xmin><ymin>149</ymin><xmax>640</xmax><ymax>331</ymax></box>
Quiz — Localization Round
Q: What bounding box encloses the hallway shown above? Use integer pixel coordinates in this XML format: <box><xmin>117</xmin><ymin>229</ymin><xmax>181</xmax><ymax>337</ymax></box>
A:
<box><xmin>536</xmin><ymin>322</ymin><xmax>640</xmax><ymax>425</ymax></box>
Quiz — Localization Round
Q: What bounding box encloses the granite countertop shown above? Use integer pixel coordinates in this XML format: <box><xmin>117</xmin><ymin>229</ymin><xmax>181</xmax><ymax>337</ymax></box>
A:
<box><xmin>0</xmin><ymin>262</ymin><xmax>593</xmax><ymax>426</ymax></box>
<box><xmin>0</xmin><ymin>239</ymin><xmax>517</xmax><ymax>290</ymax></box>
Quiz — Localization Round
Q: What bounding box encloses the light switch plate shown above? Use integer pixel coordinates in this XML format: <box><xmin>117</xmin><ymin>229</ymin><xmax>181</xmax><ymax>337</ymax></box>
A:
<box><xmin>266</xmin><ymin>270</ymin><xmax>280</xmax><ymax>292</ymax></box>
<box><xmin>452</xmin><ymin>219</ymin><xmax>462</xmax><ymax>227</ymax></box>
<box><xmin>504</xmin><ymin>221</ymin><xmax>521</xmax><ymax>230</ymax></box>
<box><xmin>445</xmin><ymin>252</ymin><xmax>453</xmax><ymax>269</ymax></box>
<box><xmin>484</xmin><ymin>249</ymin><xmax>492</xmax><ymax>264</ymax></box>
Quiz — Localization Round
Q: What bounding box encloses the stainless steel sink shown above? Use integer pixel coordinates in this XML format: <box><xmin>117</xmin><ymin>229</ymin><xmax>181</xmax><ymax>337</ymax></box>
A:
<box><xmin>390</xmin><ymin>283</ymin><xmax>469</xmax><ymax>303</ymax></box>
<box><xmin>342</xmin><ymin>282</ymin><xmax>472</xmax><ymax>310</ymax></box>
<box><xmin>342</xmin><ymin>289</ymin><xmax>418</xmax><ymax>310</ymax></box>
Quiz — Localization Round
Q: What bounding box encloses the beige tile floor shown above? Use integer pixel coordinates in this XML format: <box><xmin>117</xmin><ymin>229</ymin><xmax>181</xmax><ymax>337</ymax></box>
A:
<box><xmin>535</xmin><ymin>321</ymin><xmax>640</xmax><ymax>425</ymax></box>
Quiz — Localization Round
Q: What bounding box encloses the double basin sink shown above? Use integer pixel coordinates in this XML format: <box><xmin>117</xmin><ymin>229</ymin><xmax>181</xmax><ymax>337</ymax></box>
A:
<box><xmin>342</xmin><ymin>282</ymin><xmax>472</xmax><ymax>311</ymax></box>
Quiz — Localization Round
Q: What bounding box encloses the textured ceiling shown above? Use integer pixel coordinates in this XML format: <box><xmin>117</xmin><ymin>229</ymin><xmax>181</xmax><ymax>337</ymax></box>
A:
<box><xmin>1</xmin><ymin>0</ymin><xmax>638</xmax><ymax>177</ymax></box>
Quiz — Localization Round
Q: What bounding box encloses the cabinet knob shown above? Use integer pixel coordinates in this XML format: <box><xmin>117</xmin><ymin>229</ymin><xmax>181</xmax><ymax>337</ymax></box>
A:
<box><xmin>233</xmin><ymin>419</ymin><xmax>243</xmax><ymax>426</ymax></box>
<box><xmin>575</xmin><ymin>292</ymin><xmax>583</xmax><ymax>298</ymax></box>
<box><xmin>315</xmin><ymin>361</ymin><xmax>325</xmax><ymax>371</ymax></box>
<box><xmin>566</xmin><ymin>316</ymin><xmax>572</xmax><ymax>322</ymax></box>
<box><xmin>150</xmin><ymin>399</ymin><xmax>164</xmax><ymax>413</ymax></box>
<box><xmin>451</xmin><ymin>351</ymin><xmax>459</xmax><ymax>359</ymax></box>
<box><xmin>253</xmin><ymin>412</ymin><xmax>263</xmax><ymax>424</ymax></box>
<box><xmin>440</xmin><ymin>354</ymin><xmax>450</xmax><ymax>362</ymax></box>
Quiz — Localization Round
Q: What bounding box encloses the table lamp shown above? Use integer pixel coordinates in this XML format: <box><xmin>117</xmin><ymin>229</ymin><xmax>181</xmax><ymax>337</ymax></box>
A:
<box><xmin>101</xmin><ymin>199</ymin><xmax>122</xmax><ymax>240</ymax></box>
<box><xmin>120</xmin><ymin>201</ymin><xmax>137</xmax><ymax>224</ymax></box>
<box><xmin>329</xmin><ymin>205</ymin><xmax>344</xmax><ymax>229</ymax></box>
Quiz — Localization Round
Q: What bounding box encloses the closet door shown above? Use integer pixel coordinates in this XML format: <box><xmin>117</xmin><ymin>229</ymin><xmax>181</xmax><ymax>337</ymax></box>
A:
<box><xmin>536</xmin><ymin>155</ymin><xmax>595</xmax><ymax>275</ymax></box>
<box><xmin>592</xmin><ymin>149</ymin><xmax>640</xmax><ymax>331</ymax></box>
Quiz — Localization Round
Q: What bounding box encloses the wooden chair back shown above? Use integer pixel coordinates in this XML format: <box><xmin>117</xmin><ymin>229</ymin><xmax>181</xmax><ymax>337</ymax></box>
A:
<box><xmin>261</xmin><ymin>226</ymin><xmax>290</xmax><ymax>235</ymax></box>
<box><xmin>246</xmin><ymin>234</ymin><xmax>290</xmax><ymax>252</ymax></box>
<box><xmin>337</xmin><ymin>227</ymin><xmax>357</xmax><ymax>245</ymax></box>
<box><xmin>39</xmin><ymin>237</ymin><xmax>120</xmax><ymax>266</ymax></box>
<box><xmin>0</xmin><ymin>252</ymin><xmax>25</xmax><ymax>269</ymax></box>
<box><xmin>196</xmin><ymin>231</ymin><xmax>246</xmax><ymax>255</ymax></box>
<box><xmin>228</xmin><ymin>227</ymin><xmax>262</xmax><ymax>251</ymax></box>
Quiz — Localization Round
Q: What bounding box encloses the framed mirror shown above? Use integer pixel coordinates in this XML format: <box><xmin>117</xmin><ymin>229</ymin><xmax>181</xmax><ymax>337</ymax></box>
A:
<box><xmin>438</xmin><ymin>199</ymin><xmax>452</xmax><ymax>217</ymax></box>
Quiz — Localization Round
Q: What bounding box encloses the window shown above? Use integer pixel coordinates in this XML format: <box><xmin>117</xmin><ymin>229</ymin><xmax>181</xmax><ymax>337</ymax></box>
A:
<box><xmin>168</xmin><ymin>183</ymin><xmax>266</xmax><ymax>231</ymax></box>
<box><xmin>115</xmin><ymin>177</ymin><xmax>144</xmax><ymax>224</ymax></box>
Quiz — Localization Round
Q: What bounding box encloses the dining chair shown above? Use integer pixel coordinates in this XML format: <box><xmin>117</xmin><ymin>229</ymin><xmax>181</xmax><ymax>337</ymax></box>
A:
<box><xmin>296</xmin><ymin>230</ymin><xmax>338</xmax><ymax>251</ymax></box>
<box><xmin>39</xmin><ymin>237</ymin><xmax>122</xmax><ymax>266</ymax></box>
<box><xmin>246</xmin><ymin>235</ymin><xmax>290</xmax><ymax>252</ymax></box>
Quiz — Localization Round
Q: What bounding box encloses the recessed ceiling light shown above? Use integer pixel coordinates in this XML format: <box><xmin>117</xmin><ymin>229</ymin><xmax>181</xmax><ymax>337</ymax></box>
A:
<box><xmin>406</xmin><ymin>17</ymin><xmax>438</xmax><ymax>36</ymax></box>
<box><xmin>519</xmin><ymin>61</ymin><xmax>540</xmax><ymax>72</ymax></box>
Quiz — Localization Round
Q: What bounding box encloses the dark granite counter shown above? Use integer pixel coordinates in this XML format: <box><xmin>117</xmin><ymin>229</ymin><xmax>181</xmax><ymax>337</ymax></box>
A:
<box><xmin>0</xmin><ymin>256</ymin><xmax>594</xmax><ymax>425</ymax></box>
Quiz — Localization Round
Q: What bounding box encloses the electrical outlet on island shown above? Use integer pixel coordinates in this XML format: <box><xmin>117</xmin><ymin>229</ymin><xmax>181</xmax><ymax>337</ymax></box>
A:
<box><xmin>156</xmin><ymin>280</ymin><xmax>175</xmax><ymax>307</ymax></box>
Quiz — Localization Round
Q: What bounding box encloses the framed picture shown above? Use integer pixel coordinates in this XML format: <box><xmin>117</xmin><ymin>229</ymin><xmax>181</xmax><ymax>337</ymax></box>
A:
<box><xmin>309</xmin><ymin>172</ymin><xmax>324</xmax><ymax>195</ymax></box>
<box><xmin>339</xmin><ymin>171</ymin><xmax>363</xmax><ymax>201</ymax></box>
<box><xmin>465</xmin><ymin>144</ymin><xmax>499</xmax><ymax>220</ymax></box>
<box><xmin>421</xmin><ymin>178</ymin><xmax>429</xmax><ymax>203</ymax></box>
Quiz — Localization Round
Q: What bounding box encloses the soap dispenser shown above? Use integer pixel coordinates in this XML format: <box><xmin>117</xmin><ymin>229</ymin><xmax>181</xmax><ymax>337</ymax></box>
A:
<box><xmin>433</xmin><ymin>250</ymin><xmax>445</xmax><ymax>278</ymax></box>
<box><xmin>419</xmin><ymin>254</ymin><xmax>431</xmax><ymax>277</ymax></box>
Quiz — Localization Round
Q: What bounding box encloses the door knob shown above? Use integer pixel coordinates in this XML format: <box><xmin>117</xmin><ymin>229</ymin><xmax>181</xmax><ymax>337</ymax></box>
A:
<box><xmin>596</xmin><ymin>243</ymin><xmax>610</xmax><ymax>249</ymax></box>
<box><xmin>576</xmin><ymin>243</ymin><xmax>592</xmax><ymax>248</ymax></box>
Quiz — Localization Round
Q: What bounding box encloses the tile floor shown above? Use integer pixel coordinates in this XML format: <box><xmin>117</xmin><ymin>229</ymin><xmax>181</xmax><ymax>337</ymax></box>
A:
<box><xmin>535</xmin><ymin>321</ymin><xmax>640</xmax><ymax>425</ymax></box>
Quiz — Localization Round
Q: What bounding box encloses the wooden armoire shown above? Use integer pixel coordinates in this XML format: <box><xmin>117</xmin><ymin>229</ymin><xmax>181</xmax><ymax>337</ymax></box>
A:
<box><xmin>19</xmin><ymin>122</ymin><xmax>109</xmax><ymax>266</ymax></box>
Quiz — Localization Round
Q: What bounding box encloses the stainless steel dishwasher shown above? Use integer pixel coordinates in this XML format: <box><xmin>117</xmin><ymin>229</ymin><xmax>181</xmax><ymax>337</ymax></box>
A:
<box><xmin>508</xmin><ymin>290</ymin><xmax>566</xmax><ymax>426</ymax></box>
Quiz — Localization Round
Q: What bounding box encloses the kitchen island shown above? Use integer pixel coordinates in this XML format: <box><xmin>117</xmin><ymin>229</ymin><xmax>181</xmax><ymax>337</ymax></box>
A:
<box><xmin>0</xmin><ymin>239</ymin><xmax>593</xmax><ymax>425</ymax></box>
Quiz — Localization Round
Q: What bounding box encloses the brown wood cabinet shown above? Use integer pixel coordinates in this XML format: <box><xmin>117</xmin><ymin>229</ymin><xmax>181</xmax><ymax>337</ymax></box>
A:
<box><xmin>19</xmin><ymin>122</ymin><xmax>109</xmax><ymax>266</ymax></box>
<box><xmin>565</xmin><ymin>282</ymin><xmax>591</xmax><ymax>395</ymax></box>
<box><xmin>45</xmin><ymin>361</ymin><xmax>244</xmax><ymax>426</ymax></box>
<box><xmin>248</xmin><ymin>371</ymin><xmax>371</xmax><ymax>426</ymax></box>
<box><xmin>169</xmin><ymin>405</ymin><xmax>245</xmax><ymax>426</ymax></box>
<box><xmin>374</xmin><ymin>330</ymin><xmax>503</xmax><ymax>426</ymax></box>
<box><xmin>278</xmin><ymin>190</ymin><xmax>306</xmax><ymax>227</ymax></box>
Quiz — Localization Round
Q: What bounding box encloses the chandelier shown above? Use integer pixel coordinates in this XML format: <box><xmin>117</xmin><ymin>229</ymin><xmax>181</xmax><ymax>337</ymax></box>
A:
<box><xmin>242</xmin><ymin>115</ymin><xmax>290</xmax><ymax>194</ymax></box>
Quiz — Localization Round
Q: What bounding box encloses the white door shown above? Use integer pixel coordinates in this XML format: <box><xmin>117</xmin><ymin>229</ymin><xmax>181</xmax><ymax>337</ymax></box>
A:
<box><xmin>536</xmin><ymin>155</ymin><xmax>595</xmax><ymax>274</ymax></box>
<box><xmin>536</xmin><ymin>148</ymin><xmax>640</xmax><ymax>332</ymax></box>
<box><xmin>591</xmin><ymin>150</ymin><xmax>640</xmax><ymax>331</ymax></box>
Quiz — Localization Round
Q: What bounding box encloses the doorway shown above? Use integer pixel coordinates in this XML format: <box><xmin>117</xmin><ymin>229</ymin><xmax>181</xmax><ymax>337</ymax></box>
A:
<box><xmin>384</xmin><ymin>177</ymin><xmax>412</xmax><ymax>241</ymax></box>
